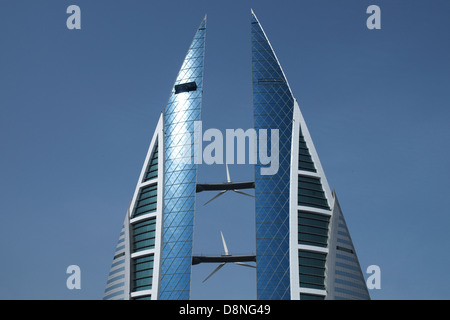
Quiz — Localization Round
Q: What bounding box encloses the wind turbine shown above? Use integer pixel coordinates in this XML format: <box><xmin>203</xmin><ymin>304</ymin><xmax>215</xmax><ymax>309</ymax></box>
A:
<box><xmin>203</xmin><ymin>164</ymin><xmax>255</xmax><ymax>206</ymax></box>
<box><xmin>202</xmin><ymin>231</ymin><xmax>256</xmax><ymax>283</ymax></box>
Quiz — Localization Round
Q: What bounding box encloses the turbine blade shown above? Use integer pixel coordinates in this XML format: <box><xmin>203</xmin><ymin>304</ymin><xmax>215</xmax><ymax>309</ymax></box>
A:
<box><xmin>232</xmin><ymin>190</ymin><xmax>255</xmax><ymax>198</ymax></box>
<box><xmin>202</xmin><ymin>263</ymin><xmax>226</xmax><ymax>283</ymax></box>
<box><xmin>234</xmin><ymin>262</ymin><xmax>257</xmax><ymax>268</ymax></box>
<box><xmin>226</xmin><ymin>164</ymin><xmax>231</xmax><ymax>183</ymax></box>
<box><xmin>220</xmin><ymin>231</ymin><xmax>229</xmax><ymax>255</ymax></box>
<box><xmin>203</xmin><ymin>190</ymin><xmax>227</xmax><ymax>206</ymax></box>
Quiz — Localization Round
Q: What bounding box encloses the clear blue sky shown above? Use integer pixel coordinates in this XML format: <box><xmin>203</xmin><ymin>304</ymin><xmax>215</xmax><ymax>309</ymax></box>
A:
<box><xmin>0</xmin><ymin>0</ymin><xmax>449</xmax><ymax>300</ymax></box>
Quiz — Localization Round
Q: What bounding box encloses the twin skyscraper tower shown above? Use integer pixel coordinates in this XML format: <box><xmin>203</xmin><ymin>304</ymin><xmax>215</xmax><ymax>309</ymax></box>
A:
<box><xmin>103</xmin><ymin>11</ymin><xmax>370</xmax><ymax>300</ymax></box>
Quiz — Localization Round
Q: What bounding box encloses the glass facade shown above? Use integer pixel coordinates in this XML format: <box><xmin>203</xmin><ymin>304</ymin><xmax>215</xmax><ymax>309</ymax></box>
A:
<box><xmin>143</xmin><ymin>143</ymin><xmax>158</xmax><ymax>182</ymax></box>
<box><xmin>104</xmin><ymin>12</ymin><xmax>370</xmax><ymax>301</ymax></box>
<box><xmin>300</xmin><ymin>293</ymin><xmax>325</xmax><ymax>300</ymax></box>
<box><xmin>298</xmin><ymin>250</ymin><xmax>327</xmax><ymax>290</ymax></box>
<box><xmin>298</xmin><ymin>175</ymin><xmax>330</xmax><ymax>210</ymax></box>
<box><xmin>298</xmin><ymin>129</ymin><xmax>316</xmax><ymax>173</ymax></box>
<box><xmin>298</xmin><ymin>211</ymin><xmax>330</xmax><ymax>248</ymax></box>
<box><xmin>132</xmin><ymin>217</ymin><xmax>156</xmax><ymax>252</ymax></box>
<box><xmin>133</xmin><ymin>184</ymin><xmax>158</xmax><ymax>218</ymax></box>
<box><xmin>252</xmin><ymin>11</ymin><xmax>293</xmax><ymax>300</ymax></box>
<box><xmin>132</xmin><ymin>254</ymin><xmax>154</xmax><ymax>292</ymax></box>
<box><xmin>159</xmin><ymin>17</ymin><xmax>206</xmax><ymax>300</ymax></box>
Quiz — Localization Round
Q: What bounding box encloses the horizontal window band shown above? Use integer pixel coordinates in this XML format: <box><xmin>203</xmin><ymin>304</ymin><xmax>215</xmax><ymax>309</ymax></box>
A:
<box><xmin>299</xmin><ymin>163</ymin><xmax>316</xmax><ymax>170</ymax></box>
<box><xmin>298</xmin><ymin>201</ymin><xmax>330</xmax><ymax>210</ymax></box>
<box><xmin>108</xmin><ymin>266</ymin><xmax>125</xmax><ymax>277</ymax></box>
<box><xmin>299</xmin><ymin>211</ymin><xmax>330</xmax><ymax>221</ymax></box>
<box><xmin>145</xmin><ymin>172</ymin><xmax>158</xmax><ymax>179</ymax></box>
<box><xmin>133</xmin><ymin>283</ymin><xmax>153</xmax><ymax>289</ymax></box>
<box><xmin>298</xmin><ymin>189</ymin><xmax>327</xmax><ymax>199</ymax></box>
<box><xmin>299</xmin><ymin>266</ymin><xmax>326</xmax><ymax>277</ymax></box>
<box><xmin>299</xmin><ymin>275</ymin><xmax>326</xmax><ymax>284</ymax></box>
<box><xmin>144</xmin><ymin>175</ymin><xmax>157</xmax><ymax>181</ymax></box>
<box><xmin>298</xmin><ymin>225</ymin><xmax>329</xmax><ymax>236</ymax></box>
<box><xmin>135</xmin><ymin>200</ymin><xmax>157</xmax><ymax>209</ymax></box>
<box><xmin>133</xmin><ymin>247</ymin><xmax>155</xmax><ymax>254</ymax></box>
<box><xmin>299</xmin><ymin>148</ymin><xmax>312</xmax><ymax>156</ymax></box>
<box><xmin>133</xmin><ymin>275</ymin><xmax>153</xmax><ymax>282</ymax></box>
<box><xmin>133</xmin><ymin>221</ymin><xmax>156</xmax><ymax>230</ymax></box>
<box><xmin>298</xmin><ymin>221</ymin><xmax>329</xmax><ymax>230</ymax></box>
<box><xmin>134</xmin><ymin>257</ymin><xmax>154</xmax><ymax>265</ymax></box>
<box><xmin>141</xmin><ymin>184</ymin><xmax>158</xmax><ymax>191</ymax></box>
<box><xmin>298</xmin><ymin>163</ymin><xmax>315</xmax><ymax>171</ymax></box>
<box><xmin>337</xmin><ymin>246</ymin><xmax>354</xmax><ymax>254</ymax></box>
<box><xmin>298</xmin><ymin>175</ymin><xmax>322</xmax><ymax>184</ymax></box>
<box><xmin>299</xmin><ymin>258</ymin><xmax>326</xmax><ymax>269</ymax></box>
<box><xmin>113</xmin><ymin>252</ymin><xmax>125</xmax><ymax>260</ymax></box>
<box><xmin>133</xmin><ymin>233</ymin><xmax>156</xmax><ymax>243</ymax></box>
<box><xmin>132</xmin><ymin>217</ymin><xmax>156</xmax><ymax>225</ymax></box>
<box><xmin>134</xmin><ymin>241</ymin><xmax>155</xmax><ymax>248</ymax></box>
<box><xmin>299</xmin><ymin>278</ymin><xmax>326</xmax><ymax>285</ymax></box>
<box><xmin>135</xmin><ymin>200</ymin><xmax>157</xmax><ymax>210</ymax></box>
<box><xmin>134</xmin><ymin>277</ymin><xmax>153</xmax><ymax>284</ymax></box>
<box><xmin>299</xmin><ymin>167</ymin><xmax>317</xmax><ymax>173</ymax></box>
<box><xmin>133</xmin><ymin>226</ymin><xmax>156</xmax><ymax>234</ymax></box>
<box><xmin>299</xmin><ymin>282</ymin><xmax>325</xmax><ymax>290</ymax></box>
<box><xmin>146</xmin><ymin>163</ymin><xmax>158</xmax><ymax>169</ymax></box>
<box><xmin>299</xmin><ymin>275</ymin><xmax>325</xmax><ymax>283</ymax></box>
<box><xmin>299</xmin><ymin>240</ymin><xmax>328</xmax><ymax>248</ymax></box>
<box><xmin>133</xmin><ymin>230</ymin><xmax>156</xmax><ymax>239</ymax></box>
<box><xmin>299</xmin><ymin>250</ymin><xmax>327</xmax><ymax>259</ymax></box>
<box><xmin>133</xmin><ymin>211</ymin><xmax>157</xmax><ymax>219</ymax></box>
<box><xmin>104</xmin><ymin>290</ymin><xmax>125</xmax><ymax>300</ymax></box>
<box><xmin>138</xmin><ymin>191</ymin><xmax>158</xmax><ymax>200</ymax></box>
<box><xmin>298</xmin><ymin>154</ymin><xmax>314</xmax><ymax>162</ymax></box>
<box><xmin>145</xmin><ymin>166</ymin><xmax>158</xmax><ymax>174</ymax></box>
<box><xmin>298</xmin><ymin>181</ymin><xmax>325</xmax><ymax>192</ymax></box>
<box><xmin>104</xmin><ymin>282</ymin><xmax>125</xmax><ymax>293</ymax></box>
<box><xmin>299</xmin><ymin>232</ymin><xmax>328</xmax><ymax>243</ymax></box>
<box><xmin>134</xmin><ymin>207</ymin><xmax>157</xmax><ymax>216</ymax></box>
<box><xmin>298</xmin><ymin>184</ymin><xmax>326</xmax><ymax>192</ymax></box>
<box><xmin>299</xmin><ymin>262</ymin><xmax>326</xmax><ymax>270</ymax></box>
<box><xmin>298</xmin><ymin>216</ymin><xmax>329</xmax><ymax>226</ymax></box>
<box><xmin>300</xmin><ymin>294</ymin><xmax>325</xmax><ymax>300</ymax></box>
<box><xmin>133</xmin><ymin>286</ymin><xmax>153</xmax><ymax>292</ymax></box>
<box><xmin>298</xmin><ymin>195</ymin><xmax>329</xmax><ymax>205</ymax></box>
<box><xmin>133</xmin><ymin>284</ymin><xmax>152</xmax><ymax>289</ymax></box>
<box><xmin>139</xmin><ymin>189</ymin><xmax>158</xmax><ymax>197</ymax></box>
<box><xmin>133</xmin><ymin>227</ymin><xmax>156</xmax><ymax>236</ymax></box>
<box><xmin>133</xmin><ymin>263</ymin><xmax>154</xmax><ymax>271</ymax></box>
<box><xmin>133</xmin><ymin>255</ymin><xmax>154</xmax><ymax>264</ymax></box>
<box><xmin>299</xmin><ymin>142</ymin><xmax>309</xmax><ymax>149</ymax></box>
<box><xmin>299</xmin><ymin>220</ymin><xmax>329</xmax><ymax>231</ymax></box>
<box><xmin>134</xmin><ymin>244</ymin><xmax>155</xmax><ymax>251</ymax></box>
<box><xmin>136</xmin><ymin>197</ymin><xmax>157</xmax><ymax>206</ymax></box>
<box><xmin>106</xmin><ymin>274</ymin><xmax>125</xmax><ymax>285</ymax></box>
<box><xmin>132</xmin><ymin>295</ymin><xmax>152</xmax><ymax>300</ymax></box>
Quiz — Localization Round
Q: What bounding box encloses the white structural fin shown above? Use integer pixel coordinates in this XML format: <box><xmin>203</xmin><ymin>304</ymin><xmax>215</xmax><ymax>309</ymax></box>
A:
<box><xmin>103</xmin><ymin>113</ymin><xmax>164</xmax><ymax>300</ymax></box>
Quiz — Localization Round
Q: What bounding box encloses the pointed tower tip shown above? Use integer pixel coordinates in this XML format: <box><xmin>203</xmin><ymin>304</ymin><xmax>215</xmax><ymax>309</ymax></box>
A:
<box><xmin>250</xmin><ymin>9</ymin><xmax>259</xmax><ymax>24</ymax></box>
<box><xmin>198</xmin><ymin>14</ymin><xmax>207</xmax><ymax>30</ymax></box>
